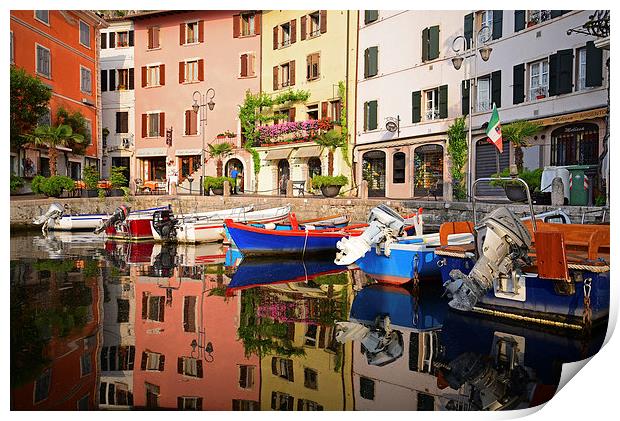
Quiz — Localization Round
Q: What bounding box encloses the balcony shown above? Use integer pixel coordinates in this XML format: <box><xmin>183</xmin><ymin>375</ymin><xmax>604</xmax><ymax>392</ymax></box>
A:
<box><xmin>257</xmin><ymin>118</ymin><xmax>336</xmax><ymax>146</ymax></box>
<box><xmin>212</xmin><ymin>133</ymin><xmax>241</xmax><ymax>149</ymax></box>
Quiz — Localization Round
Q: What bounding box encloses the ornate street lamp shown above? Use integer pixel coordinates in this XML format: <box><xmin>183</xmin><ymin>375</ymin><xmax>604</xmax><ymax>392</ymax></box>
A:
<box><xmin>191</xmin><ymin>88</ymin><xmax>216</xmax><ymax>195</ymax></box>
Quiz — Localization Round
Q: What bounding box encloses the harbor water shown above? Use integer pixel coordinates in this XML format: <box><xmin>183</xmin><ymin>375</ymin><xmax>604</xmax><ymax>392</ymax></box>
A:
<box><xmin>10</xmin><ymin>231</ymin><xmax>606</xmax><ymax>411</ymax></box>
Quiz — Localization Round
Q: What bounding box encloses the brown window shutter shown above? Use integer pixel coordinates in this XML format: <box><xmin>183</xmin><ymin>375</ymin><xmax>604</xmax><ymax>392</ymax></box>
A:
<box><xmin>141</xmin><ymin>66</ymin><xmax>147</xmax><ymax>87</ymax></box>
<box><xmin>254</xmin><ymin>12</ymin><xmax>261</xmax><ymax>35</ymax></box>
<box><xmin>191</xmin><ymin>110</ymin><xmax>198</xmax><ymax>135</ymax></box>
<box><xmin>177</xmin><ymin>397</ymin><xmax>183</xmax><ymax>409</ymax></box>
<box><xmin>185</xmin><ymin>110</ymin><xmax>190</xmax><ymax>135</ymax></box>
<box><xmin>141</xmin><ymin>114</ymin><xmax>147</xmax><ymax>138</ymax></box>
<box><xmin>273</xmin><ymin>65</ymin><xmax>279</xmax><ymax>90</ymax></box>
<box><xmin>240</xmin><ymin>54</ymin><xmax>248</xmax><ymax>77</ymax></box>
<box><xmin>141</xmin><ymin>352</ymin><xmax>147</xmax><ymax>370</ymax></box>
<box><xmin>196</xmin><ymin>398</ymin><xmax>203</xmax><ymax>410</ymax></box>
<box><xmin>233</xmin><ymin>14</ymin><xmax>240</xmax><ymax>38</ymax></box>
<box><xmin>147</xmin><ymin>27</ymin><xmax>153</xmax><ymax>49</ymax></box>
<box><xmin>158</xmin><ymin>295</ymin><xmax>165</xmax><ymax>321</ymax></box>
<box><xmin>289</xmin><ymin>60</ymin><xmax>296</xmax><ymax>86</ymax></box>
<box><xmin>306</xmin><ymin>54</ymin><xmax>311</xmax><ymax>79</ymax></box>
<box><xmin>179</xmin><ymin>61</ymin><xmax>184</xmax><ymax>83</ymax></box>
<box><xmin>198</xmin><ymin>20</ymin><xmax>204</xmax><ymax>43</ymax></box>
<box><xmin>159</xmin><ymin>113</ymin><xmax>165</xmax><ymax>137</ymax></box>
<box><xmin>290</xmin><ymin>19</ymin><xmax>297</xmax><ymax>44</ymax></box>
<box><xmin>198</xmin><ymin>59</ymin><xmax>204</xmax><ymax>81</ymax></box>
<box><xmin>289</xmin><ymin>107</ymin><xmax>296</xmax><ymax>122</ymax></box>
<box><xmin>196</xmin><ymin>359</ymin><xmax>203</xmax><ymax>378</ymax></box>
<box><xmin>179</xmin><ymin>23</ymin><xmax>185</xmax><ymax>45</ymax></box>
<box><xmin>159</xmin><ymin>64</ymin><xmax>165</xmax><ymax>85</ymax></box>
<box><xmin>320</xmin><ymin>10</ymin><xmax>327</xmax><ymax>33</ymax></box>
<box><xmin>273</xmin><ymin>26</ymin><xmax>278</xmax><ymax>50</ymax></box>
<box><xmin>177</xmin><ymin>357</ymin><xmax>184</xmax><ymax>374</ymax></box>
<box><xmin>250</xmin><ymin>53</ymin><xmax>256</xmax><ymax>76</ymax></box>
<box><xmin>154</xmin><ymin>27</ymin><xmax>160</xmax><ymax>48</ymax></box>
<box><xmin>322</xmin><ymin>101</ymin><xmax>328</xmax><ymax>118</ymax></box>
<box><xmin>158</xmin><ymin>354</ymin><xmax>165</xmax><ymax>371</ymax></box>
<box><xmin>301</xmin><ymin>15</ymin><xmax>307</xmax><ymax>40</ymax></box>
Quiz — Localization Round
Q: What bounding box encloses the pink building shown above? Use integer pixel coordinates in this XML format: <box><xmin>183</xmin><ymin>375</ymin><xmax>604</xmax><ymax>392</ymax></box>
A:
<box><xmin>132</xmin><ymin>267</ymin><xmax>260</xmax><ymax>410</ymax></box>
<box><xmin>131</xmin><ymin>10</ymin><xmax>261</xmax><ymax>192</ymax></box>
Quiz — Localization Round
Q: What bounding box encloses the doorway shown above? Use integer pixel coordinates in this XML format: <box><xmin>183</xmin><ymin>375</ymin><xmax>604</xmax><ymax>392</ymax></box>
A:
<box><xmin>226</xmin><ymin>158</ymin><xmax>244</xmax><ymax>192</ymax></box>
<box><xmin>278</xmin><ymin>159</ymin><xmax>290</xmax><ymax>195</ymax></box>
<box><xmin>179</xmin><ymin>155</ymin><xmax>201</xmax><ymax>182</ymax></box>
<box><xmin>362</xmin><ymin>150</ymin><xmax>386</xmax><ymax>197</ymax></box>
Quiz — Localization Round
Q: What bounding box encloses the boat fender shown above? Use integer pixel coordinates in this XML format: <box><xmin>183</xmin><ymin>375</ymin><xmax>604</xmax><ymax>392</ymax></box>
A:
<box><xmin>263</xmin><ymin>223</ymin><xmax>276</xmax><ymax>230</ymax></box>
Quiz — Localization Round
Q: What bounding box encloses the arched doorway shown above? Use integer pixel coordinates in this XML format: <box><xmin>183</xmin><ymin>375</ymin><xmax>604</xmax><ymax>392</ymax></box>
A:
<box><xmin>413</xmin><ymin>144</ymin><xmax>443</xmax><ymax>198</ymax></box>
<box><xmin>475</xmin><ymin>138</ymin><xmax>509</xmax><ymax>196</ymax></box>
<box><xmin>277</xmin><ymin>159</ymin><xmax>290</xmax><ymax>195</ymax></box>
<box><xmin>308</xmin><ymin>157</ymin><xmax>322</xmax><ymax>178</ymax></box>
<box><xmin>551</xmin><ymin>123</ymin><xmax>599</xmax><ymax>166</ymax></box>
<box><xmin>225</xmin><ymin>158</ymin><xmax>244</xmax><ymax>192</ymax></box>
<box><xmin>362</xmin><ymin>150</ymin><xmax>386</xmax><ymax>197</ymax></box>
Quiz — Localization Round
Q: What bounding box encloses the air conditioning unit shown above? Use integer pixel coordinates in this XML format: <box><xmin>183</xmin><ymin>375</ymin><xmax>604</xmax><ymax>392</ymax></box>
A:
<box><xmin>122</xmin><ymin>138</ymin><xmax>130</xmax><ymax>149</ymax></box>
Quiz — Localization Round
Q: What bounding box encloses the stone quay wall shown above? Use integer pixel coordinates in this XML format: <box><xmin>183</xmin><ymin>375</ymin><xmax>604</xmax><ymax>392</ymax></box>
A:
<box><xmin>10</xmin><ymin>194</ymin><xmax>608</xmax><ymax>230</ymax></box>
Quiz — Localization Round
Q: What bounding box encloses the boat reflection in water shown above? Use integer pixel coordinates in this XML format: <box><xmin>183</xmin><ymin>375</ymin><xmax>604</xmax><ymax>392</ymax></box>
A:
<box><xmin>10</xmin><ymin>232</ymin><xmax>606</xmax><ymax>410</ymax></box>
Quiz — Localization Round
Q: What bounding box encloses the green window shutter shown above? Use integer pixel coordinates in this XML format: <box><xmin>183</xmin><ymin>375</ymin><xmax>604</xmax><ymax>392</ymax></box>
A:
<box><xmin>439</xmin><ymin>85</ymin><xmax>448</xmax><ymax>119</ymax></box>
<box><xmin>461</xmin><ymin>80</ymin><xmax>470</xmax><ymax>116</ymax></box>
<box><xmin>557</xmin><ymin>49</ymin><xmax>574</xmax><ymax>95</ymax></box>
<box><xmin>422</xmin><ymin>27</ymin><xmax>429</xmax><ymax>61</ymax></box>
<box><xmin>368</xmin><ymin>46</ymin><xmax>378</xmax><ymax>77</ymax></box>
<box><xmin>428</xmin><ymin>25</ymin><xmax>440</xmax><ymax>60</ymax></box>
<box><xmin>550</xmin><ymin>10</ymin><xmax>562</xmax><ymax>18</ymax></box>
<box><xmin>514</xmin><ymin>10</ymin><xmax>526</xmax><ymax>32</ymax></box>
<box><xmin>512</xmin><ymin>63</ymin><xmax>525</xmax><ymax>104</ymax></box>
<box><xmin>548</xmin><ymin>53</ymin><xmax>558</xmax><ymax>96</ymax></box>
<box><xmin>368</xmin><ymin>100</ymin><xmax>378</xmax><ymax>130</ymax></box>
<box><xmin>491</xmin><ymin>70</ymin><xmax>501</xmax><ymax>108</ymax></box>
<box><xmin>585</xmin><ymin>41</ymin><xmax>603</xmax><ymax>87</ymax></box>
<box><xmin>363</xmin><ymin>101</ymin><xmax>368</xmax><ymax>130</ymax></box>
<box><xmin>492</xmin><ymin>11</ymin><xmax>503</xmax><ymax>40</ymax></box>
<box><xmin>464</xmin><ymin>14</ymin><xmax>473</xmax><ymax>49</ymax></box>
<box><xmin>364</xmin><ymin>48</ymin><xmax>369</xmax><ymax>78</ymax></box>
<box><xmin>412</xmin><ymin>91</ymin><xmax>421</xmax><ymax>123</ymax></box>
<box><xmin>365</xmin><ymin>10</ymin><xmax>378</xmax><ymax>24</ymax></box>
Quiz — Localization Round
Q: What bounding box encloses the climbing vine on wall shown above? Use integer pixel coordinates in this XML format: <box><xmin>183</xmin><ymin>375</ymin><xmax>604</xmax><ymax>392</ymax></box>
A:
<box><xmin>337</xmin><ymin>81</ymin><xmax>351</xmax><ymax>168</ymax></box>
<box><xmin>446</xmin><ymin>117</ymin><xmax>468</xmax><ymax>200</ymax></box>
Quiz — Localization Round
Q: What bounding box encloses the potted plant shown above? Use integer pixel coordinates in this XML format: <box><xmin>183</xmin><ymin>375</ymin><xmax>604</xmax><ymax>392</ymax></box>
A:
<box><xmin>490</xmin><ymin>168</ymin><xmax>543</xmax><ymax>202</ymax></box>
<box><xmin>224</xmin><ymin>130</ymin><xmax>236</xmax><ymax>138</ymax></box>
<box><xmin>10</xmin><ymin>175</ymin><xmax>24</xmax><ymax>195</ymax></box>
<box><xmin>31</xmin><ymin>175</ymin><xmax>75</xmax><ymax>198</ymax></box>
<box><xmin>204</xmin><ymin>176</ymin><xmax>233</xmax><ymax>195</ymax></box>
<box><xmin>109</xmin><ymin>166</ymin><xmax>128</xmax><ymax>197</ymax></box>
<box><xmin>311</xmin><ymin>175</ymin><xmax>348</xmax><ymax>198</ymax></box>
<box><xmin>82</xmin><ymin>165</ymin><xmax>100</xmax><ymax>198</ymax></box>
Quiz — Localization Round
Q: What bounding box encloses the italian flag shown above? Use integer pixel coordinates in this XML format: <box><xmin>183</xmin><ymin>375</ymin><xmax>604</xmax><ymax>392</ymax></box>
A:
<box><xmin>486</xmin><ymin>104</ymin><xmax>503</xmax><ymax>153</ymax></box>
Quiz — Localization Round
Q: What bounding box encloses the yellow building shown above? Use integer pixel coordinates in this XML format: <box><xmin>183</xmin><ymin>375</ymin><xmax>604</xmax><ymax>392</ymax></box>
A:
<box><xmin>256</xmin><ymin>10</ymin><xmax>357</xmax><ymax>195</ymax></box>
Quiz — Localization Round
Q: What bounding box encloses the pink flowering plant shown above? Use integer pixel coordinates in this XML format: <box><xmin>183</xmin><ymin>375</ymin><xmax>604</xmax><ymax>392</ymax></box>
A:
<box><xmin>258</xmin><ymin>118</ymin><xmax>332</xmax><ymax>144</ymax></box>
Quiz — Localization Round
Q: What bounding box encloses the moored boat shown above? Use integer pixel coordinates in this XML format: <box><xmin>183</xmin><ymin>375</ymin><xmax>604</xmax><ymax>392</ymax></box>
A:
<box><xmin>33</xmin><ymin>203</ymin><xmax>109</xmax><ymax>231</ymax></box>
<box><xmin>97</xmin><ymin>205</ymin><xmax>171</xmax><ymax>241</ymax></box>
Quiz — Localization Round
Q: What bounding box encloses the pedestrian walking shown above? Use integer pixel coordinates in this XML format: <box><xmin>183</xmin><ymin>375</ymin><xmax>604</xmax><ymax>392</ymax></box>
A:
<box><xmin>230</xmin><ymin>167</ymin><xmax>239</xmax><ymax>194</ymax></box>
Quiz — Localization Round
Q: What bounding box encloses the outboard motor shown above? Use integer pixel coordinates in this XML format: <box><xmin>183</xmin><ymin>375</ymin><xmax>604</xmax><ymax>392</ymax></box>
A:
<box><xmin>335</xmin><ymin>316</ymin><xmax>404</xmax><ymax>366</ymax></box>
<box><xmin>94</xmin><ymin>205</ymin><xmax>130</xmax><ymax>234</ymax></box>
<box><xmin>152</xmin><ymin>209</ymin><xmax>177</xmax><ymax>242</ymax></box>
<box><xmin>443</xmin><ymin>207</ymin><xmax>532</xmax><ymax>311</ymax></box>
<box><xmin>335</xmin><ymin>204</ymin><xmax>406</xmax><ymax>266</ymax></box>
<box><xmin>33</xmin><ymin>203</ymin><xmax>64</xmax><ymax>232</ymax></box>
<box><xmin>152</xmin><ymin>243</ymin><xmax>177</xmax><ymax>277</ymax></box>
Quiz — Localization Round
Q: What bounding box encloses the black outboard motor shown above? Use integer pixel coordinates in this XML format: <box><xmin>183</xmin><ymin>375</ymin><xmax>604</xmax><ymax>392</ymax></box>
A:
<box><xmin>94</xmin><ymin>205</ymin><xmax>130</xmax><ymax>234</ymax></box>
<box><xmin>152</xmin><ymin>209</ymin><xmax>177</xmax><ymax>241</ymax></box>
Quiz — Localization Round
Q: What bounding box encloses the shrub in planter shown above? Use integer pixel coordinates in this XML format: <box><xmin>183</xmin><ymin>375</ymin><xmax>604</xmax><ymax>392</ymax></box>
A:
<box><xmin>31</xmin><ymin>175</ymin><xmax>75</xmax><ymax>197</ymax></box>
<box><xmin>82</xmin><ymin>165</ymin><xmax>100</xmax><ymax>197</ymax></box>
<box><xmin>204</xmin><ymin>176</ymin><xmax>233</xmax><ymax>195</ymax></box>
<box><xmin>10</xmin><ymin>175</ymin><xmax>24</xmax><ymax>194</ymax></box>
<box><xmin>109</xmin><ymin>166</ymin><xmax>128</xmax><ymax>197</ymax></box>
<box><xmin>311</xmin><ymin>175</ymin><xmax>348</xmax><ymax>198</ymax></box>
<box><xmin>489</xmin><ymin>168</ymin><xmax>543</xmax><ymax>202</ymax></box>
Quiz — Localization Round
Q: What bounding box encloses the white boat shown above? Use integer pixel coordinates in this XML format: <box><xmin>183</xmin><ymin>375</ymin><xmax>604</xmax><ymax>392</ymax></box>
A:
<box><xmin>152</xmin><ymin>205</ymin><xmax>291</xmax><ymax>243</ymax></box>
<box><xmin>33</xmin><ymin>203</ymin><xmax>109</xmax><ymax>231</ymax></box>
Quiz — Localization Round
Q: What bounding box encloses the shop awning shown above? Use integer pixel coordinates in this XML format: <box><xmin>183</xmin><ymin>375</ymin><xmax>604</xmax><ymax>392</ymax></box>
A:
<box><xmin>264</xmin><ymin>148</ymin><xmax>292</xmax><ymax>160</ymax></box>
<box><xmin>292</xmin><ymin>145</ymin><xmax>323</xmax><ymax>158</ymax></box>
<box><xmin>175</xmin><ymin>149</ymin><xmax>202</xmax><ymax>156</ymax></box>
<box><xmin>136</xmin><ymin>148</ymin><xmax>167</xmax><ymax>157</ymax></box>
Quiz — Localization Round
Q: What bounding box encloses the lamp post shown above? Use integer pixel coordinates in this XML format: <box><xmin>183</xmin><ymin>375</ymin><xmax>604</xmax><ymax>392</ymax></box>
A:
<box><xmin>191</xmin><ymin>88</ymin><xmax>216</xmax><ymax>195</ymax></box>
<box><xmin>451</xmin><ymin>24</ymin><xmax>492</xmax><ymax>200</ymax></box>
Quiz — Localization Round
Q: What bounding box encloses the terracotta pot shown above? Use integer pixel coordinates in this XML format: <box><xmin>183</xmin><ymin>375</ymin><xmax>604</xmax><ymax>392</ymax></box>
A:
<box><xmin>321</xmin><ymin>185</ymin><xmax>342</xmax><ymax>198</ymax></box>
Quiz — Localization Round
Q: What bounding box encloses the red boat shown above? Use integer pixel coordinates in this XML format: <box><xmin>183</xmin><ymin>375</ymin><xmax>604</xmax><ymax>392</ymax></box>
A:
<box><xmin>101</xmin><ymin>205</ymin><xmax>170</xmax><ymax>241</ymax></box>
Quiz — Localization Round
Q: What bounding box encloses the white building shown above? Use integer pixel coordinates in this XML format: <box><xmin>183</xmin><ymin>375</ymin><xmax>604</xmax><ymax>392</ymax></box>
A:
<box><xmin>100</xmin><ymin>18</ymin><xmax>136</xmax><ymax>181</ymax></box>
<box><xmin>355</xmin><ymin>10</ymin><xmax>608</xmax><ymax>202</ymax></box>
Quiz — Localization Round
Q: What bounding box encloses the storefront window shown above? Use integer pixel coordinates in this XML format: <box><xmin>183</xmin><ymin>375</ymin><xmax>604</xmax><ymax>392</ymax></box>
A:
<box><xmin>147</xmin><ymin>157</ymin><xmax>166</xmax><ymax>181</ymax></box>
<box><xmin>551</xmin><ymin>123</ymin><xmax>599</xmax><ymax>166</ymax></box>
<box><xmin>414</xmin><ymin>145</ymin><xmax>443</xmax><ymax>198</ymax></box>
<box><xmin>393</xmin><ymin>152</ymin><xmax>406</xmax><ymax>184</ymax></box>
<box><xmin>362</xmin><ymin>150</ymin><xmax>386</xmax><ymax>197</ymax></box>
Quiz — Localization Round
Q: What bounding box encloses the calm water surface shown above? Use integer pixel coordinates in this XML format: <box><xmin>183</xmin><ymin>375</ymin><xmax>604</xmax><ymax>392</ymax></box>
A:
<box><xmin>10</xmin><ymin>231</ymin><xmax>606</xmax><ymax>410</ymax></box>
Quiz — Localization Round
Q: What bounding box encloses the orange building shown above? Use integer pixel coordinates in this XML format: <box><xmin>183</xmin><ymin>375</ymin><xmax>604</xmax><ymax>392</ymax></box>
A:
<box><xmin>10</xmin><ymin>10</ymin><xmax>108</xmax><ymax>179</ymax></box>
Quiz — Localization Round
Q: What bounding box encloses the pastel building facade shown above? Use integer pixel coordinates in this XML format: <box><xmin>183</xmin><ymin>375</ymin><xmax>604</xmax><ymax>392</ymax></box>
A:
<box><xmin>131</xmin><ymin>10</ymin><xmax>261</xmax><ymax>193</ymax></box>
<box><xmin>10</xmin><ymin>10</ymin><xmax>108</xmax><ymax>180</ymax></box>
<box><xmin>256</xmin><ymin>10</ymin><xmax>357</xmax><ymax>195</ymax></box>
<box><xmin>355</xmin><ymin>10</ymin><xmax>608</xmax><ymax>201</ymax></box>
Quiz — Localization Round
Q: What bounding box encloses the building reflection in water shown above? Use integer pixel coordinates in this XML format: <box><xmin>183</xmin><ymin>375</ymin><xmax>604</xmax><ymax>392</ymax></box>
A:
<box><xmin>9</xmin><ymin>233</ymin><xmax>606</xmax><ymax>410</ymax></box>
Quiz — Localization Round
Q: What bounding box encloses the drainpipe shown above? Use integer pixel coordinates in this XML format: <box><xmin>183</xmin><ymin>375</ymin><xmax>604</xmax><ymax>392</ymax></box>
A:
<box><xmin>351</xmin><ymin>11</ymin><xmax>360</xmax><ymax>195</ymax></box>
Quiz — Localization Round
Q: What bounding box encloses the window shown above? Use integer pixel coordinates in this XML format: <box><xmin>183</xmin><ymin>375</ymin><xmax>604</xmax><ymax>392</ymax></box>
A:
<box><xmin>241</xmin><ymin>13</ymin><xmax>255</xmax><ymax>36</ymax></box>
<box><xmin>364</xmin><ymin>46</ymin><xmax>378</xmax><ymax>78</ymax></box>
<box><xmin>576</xmin><ymin>47</ymin><xmax>587</xmax><ymax>91</ymax></box>
<box><xmin>476</xmin><ymin>76</ymin><xmax>491</xmax><ymax>112</ymax></box>
<box><xmin>178</xmin><ymin>396</ymin><xmax>202</xmax><ymax>410</ymax></box>
<box><xmin>298</xmin><ymin>399</ymin><xmax>323</xmax><ymax>411</ymax></box>
<box><xmin>184</xmin><ymin>60</ymin><xmax>199</xmax><ymax>83</ymax></box>
<box><xmin>179</xmin><ymin>357</ymin><xmax>203</xmax><ymax>377</ymax></box>
<box><xmin>306</xmin><ymin>52</ymin><xmax>320</xmax><ymax>80</ymax></box>
<box><xmin>35</xmin><ymin>10</ymin><xmax>49</xmax><ymax>25</ymax></box>
<box><xmin>80</xmin><ymin>352</ymin><xmax>93</xmax><ymax>376</ymax></box>
<box><xmin>183</xmin><ymin>296</ymin><xmax>197</xmax><ymax>330</ymax></box>
<box><xmin>424</xmin><ymin>88</ymin><xmax>440</xmax><ymax>120</ymax></box>
<box><xmin>304</xmin><ymin>368</ymin><xmax>318</xmax><ymax>389</ymax></box>
<box><xmin>309</xmin><ymin>11</ymin><xmax>320</xmax><ymax>37</ymax></box>
<box><xmin>79</xmin><ymin>21</ymin><xmax>90</xmax><ymax>47</ymax></box>
<box><xmin>36</xmin><ymin>45</ymin><xmax>51</xmax><ymax>78</ymax></box>
<box><xmin>145</xmin><ymin>383</ymin><xmax>160</xmax><ymax>409</ymax></box>
<box><xmin>271</xmin><ymin>392</ymin><xmax>294</xmax><ymax>411</ymax></box>
<box><xmin>116</xmin><ymin>31</ymin><xmax>129</xmax><ymax>47</ymax></box>
<box><xmin>271</xmin><ymin>357</ymin><xmax>294</xmax><ymax>381</ymax></box>
<box><xmin>100</xmin><ymin>382</ymin><xmax>133</xmax><ymax>406</ymax></box>
<box><xmin>305</xmin><ymin>324</ymin><xmax>318</xmax><ymax>346</ymax></box>
<box><xmin>38</xmin><ymin>108</ymin><xmax>51</xmax><ymax>126</ymax></box>
<box><xmin>359</xmin><ymin>377</ymin><xmax>375</xmax><ymax>400</ymax></box>
<box><xmin>146</xmin><ymin>65</ymin><xmax>160</xmax><ymax>87</ymax></box>
<box><xmin>529</xmin><ymin>59</ymin><xmax>549</xmax><ymax>101</ymax></box>
<box><xmin>393</xmin><ymin>152</ymin><xmax>406</xmax><ymax>183</ymax></box>
<box><xmin>477</xmin><ymin>10</ymin><xmax>493</xmax><ymax>34</ymax></box>
<box><xmin>422</xmin><ymin>25</ymin><xmax>440</xmax><ymax>62</ymax></box>
<box><xmin>307</xmin><ymin>104</ymin><xmax>319</xmax><ymax>120</ymax></box>
<box><xmin>364</xmin><ymin>100</ymin><xmax>378</xmax><ymax>131</ymax></box>
<box><xmin>281</xmin><ymin>63</ymin><xmax>290</xmax><ymax>87</ymax></box>
<box><xmin>34</xmin><ymin>368</ymin><xmax>51</xmax><ymax>403</ymax></box>
<box><xmin>143</xmin><ymin>351</ymin><xmax>164</xmax><ymax>371</ymax></box>
<box><xmin>240</xmin><ymin>53</ymin><xmax>255</xmax><ymax>77</ymax></box>
<box><xmin>117</xmin><ymin>298</ymin><xmax>129</xmax><ymax>321</ymax></box>
<box><xmin>100</xmin><ymin>345</ymin><xmax>136</xmax><ymax>371</ymax></box>
<box><xmin>330</xmin><ymin>100</ymin><xmax>341</xmax><ymax>122</ymax></box>
<box><xmin>142</xmin><ymin>293</ymin><xmax>164</xmax><ymax>319</ymax></box>
<box><xmin>148</xmin><ymin>26</ymin><xmax>160</xmax><ymax>49</ymax></box>
<box><xmin>117</xmin><ymin>68</ymin><xmax>129</xmax><ymax>89</ymax></box>
<box><xmin>365</xmin><ymin>10</ymin><xmax>379</xmax><ymax>24</ymax></box>
<box><xmin>239</xmin><ymin>365</ymin><xmax>255</xmax><ymax>389</ymax></box>
<box><xmin>85</xmin><ymin>120</ymin><xmax>92</xmax><ymax>142</ymax></box>
<box><xmin>233</xmin><ymin>399</ymin><xmax>259</xmax><ymax>410</ymax></box>
<box><xmin>186</xmin><ymin>21</ymin><xmax>199</xmax><ymax>44</ymax></box>
<box><xmin>280</xmin><ymin>22</ymin><xmax>291</xmax><ymax>47</ymax></box>
<box><xmin>527</xmin><ymin>10</ymin><xmax>552</xmax><ymax>26</ymax></box>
